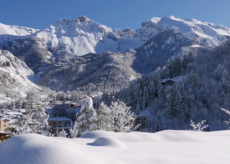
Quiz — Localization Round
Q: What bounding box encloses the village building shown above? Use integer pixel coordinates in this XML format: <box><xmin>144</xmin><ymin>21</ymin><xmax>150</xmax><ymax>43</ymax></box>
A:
<box><xmin>162</xmin><ymin>79</ymin><xmax>175</xmax><ymax>85</ymax></box>
<box><xmin>0</xmin><ymin>118</ymin><xmax>11</xmax><ymax>143</ymax></box>
<box><xmin>67</xmin><ymin>103</ymin><xmax>80</xmax><ymax>109</ymax></box>
<box><xmin>0</xmin><ymin>118</ymin><xmax>10</xmax><ymax>132</ymax></box>
<box><xmin>48</xmin><ymin>117</ymin><xmax>72</xmax><ymax>133</ymax></box>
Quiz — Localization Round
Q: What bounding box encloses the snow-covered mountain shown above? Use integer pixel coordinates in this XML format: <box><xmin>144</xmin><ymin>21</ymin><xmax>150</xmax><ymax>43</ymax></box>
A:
<box><xmin>133</xmin><ymin>30</ymin><xmax>208</xmax><ymax>74</ymax></box>
<box><xmin>135</xmin><ymin>16</ymin><xmax>230</xmax><ymax>46</ymax></box>
<box><xmin>32</xmin><ymin>15</ymin><xmax>230</xmax><ymax>57</ymax></box>
<box><xmin>0</xmin><ymin>23</ymin><xmax>39</xmax><ymax>36</ymax></box>
<box><xmin>0</xmin><ymin>16</ymin><xmax>230</xmax><ymax>91</ymax></box>
<box><xmin>38</xmin><ymin>50</ymin><xmax>140</xmax><ymax>91</ymax></box>
<box><xmin>1</xmin><ymin>15</ymin><xmax>230</xmax><ymax>58</ymax></box>
<box><xmin>33</xmin><ymin>16</ymin><xmax>143</xmax><ymax>56</ymax></box>
<box><xmin>0</xmin><ymin>50</ymin><xmax>40</xmax><ymax>102</ymax></box>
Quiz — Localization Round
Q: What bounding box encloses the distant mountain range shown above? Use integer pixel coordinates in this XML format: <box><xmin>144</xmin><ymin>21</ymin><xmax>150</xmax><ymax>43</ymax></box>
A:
<box><xmin>0</xmin><ymin>16</ymin><xmax>229</xmax><ymax>91</ymax></box>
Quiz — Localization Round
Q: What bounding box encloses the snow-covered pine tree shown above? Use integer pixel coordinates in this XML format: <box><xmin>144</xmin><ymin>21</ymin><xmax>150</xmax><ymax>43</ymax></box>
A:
<box><xmin>173</xmin><ymin>57</ymin><xmax>182</xmax><ymax>77</ymax></box>
<box><xmin>222</xmin><ymin>68</ymin><xmax>230</xmax><ymax>93</ymax></box>
<box><xmin>96</xmin><ymin>102</ymin><xmax>110</xmax><ymax>130</ymax></box>
<box><xmin>135</xmin><ymin>100</ymin><xmax>141</xmax><ymax>115</ymax></box>
<box><xmin>175</xmin><ymin>81</ymin><xmax>186</xmax><ymax>120</ymax></box>
<box><xmin>142</xmin><ymin>87</ymin><xmax>146</xmax><ymax>110</ymax></box>
<box><xmin>166</xmin><ymin>87</ymin><xmax>177</xmax><ymax>118</ymax></box>
<box><xmin>168</xmin><ymin>59</ymin><xmax>174</xmax><ymax>78</ymax></box>
<box><xmin>175</xmin><ymin>90</ymin><xmax>183</xmax><ymax>119</ymax></box>
<box><xmin>72</xmin><ymin>96</ymin><xmax>97</xmax><ymax>137</ymax></box>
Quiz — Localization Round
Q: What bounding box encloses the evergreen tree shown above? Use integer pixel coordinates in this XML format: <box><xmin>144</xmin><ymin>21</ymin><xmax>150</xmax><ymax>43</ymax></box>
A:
<box><xmin>96</xmin><ymin>102</ymin><xmax>110</xmax><ymax>130</ymax></box>
<box><xmin>135</xmin><ymin>100</ymin><xmax>141</xmax><ymax>115</ymax></box>
<box><xmin>72</xmin><ymin>96</ymin><xmax>97</xmax><ymax>137</ymax></box>
<box><xmin>222</xmin><ymin>68</ymin><xmax>230</xmax><ymax>93</ymax></box>
<box><xmin>166</xmin><ymin>87</ymin><xmax>177</xmax><ymax>118</ymax></box>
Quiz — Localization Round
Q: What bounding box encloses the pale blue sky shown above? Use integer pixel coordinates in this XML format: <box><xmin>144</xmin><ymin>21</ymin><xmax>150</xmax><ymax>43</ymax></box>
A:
<box><xmin>0</xmin><ymin>0</ymin><xmax>229</xmax><ymax>30</ymax></box>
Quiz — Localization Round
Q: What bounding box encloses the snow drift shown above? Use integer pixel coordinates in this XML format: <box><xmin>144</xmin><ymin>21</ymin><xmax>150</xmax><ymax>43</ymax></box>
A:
<box><xmin>87</xmin><ymin>137</ymin><xmax>127</xmax><ymax>148</ymax></box>
<box><xmin>1</xmin><ymin>130</ymin><xmax>230</xmax><ymax>164</ymax></box>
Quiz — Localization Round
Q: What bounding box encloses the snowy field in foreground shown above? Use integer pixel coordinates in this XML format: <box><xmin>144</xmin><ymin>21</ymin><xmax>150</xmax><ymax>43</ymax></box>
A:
<box><xmin>0</xmin><ymin>130</ymin><xmax>230</xmax><ymax>164</ymax></box>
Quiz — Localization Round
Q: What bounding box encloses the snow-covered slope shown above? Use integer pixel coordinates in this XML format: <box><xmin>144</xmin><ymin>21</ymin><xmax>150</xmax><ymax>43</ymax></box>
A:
<box><xmin>1</xmin><ymin>130</ymin><xmax>230</xmax><ymax>164</ymax></box>
<box><xmin>33</xmin><ymin>16</ymin><xmax>143</xmax><ymax>56</ymax></box>
<box><xmin>133</xmin><ymin>30</ymin><xmax>207</xmax><ymax>74</ymax></box>
<box><xmin>0</xmin><ymin>23</ymin><xmax>39</xmax><ymax>36</ymax></box>
<box><xmin>38</xmin><ymin>50</ymin><xmax>140</xmax><ymax>91</ymax></box>
<box><xmin>0</xmin><ymin>50</ymin><xmax>39</xmax><ymax>101</ymax></box>
<box><xmin>135</xmin><ymin>16</ymin><xmax>230</xmax><ymax>46</ymax></box>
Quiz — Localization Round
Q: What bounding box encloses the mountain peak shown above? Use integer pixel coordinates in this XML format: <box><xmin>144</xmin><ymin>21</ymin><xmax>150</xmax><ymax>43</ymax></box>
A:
<box><xmin>168</xmin><ymin>15</ymin><xmax>182</xmax><ymax>20</ymax></box>
<box><xmin>56</xmin><ymin>16</ymin><xmax>91</xmax><ymax>24</ymax></box>
<box><xmin>78</xmin><ymin>16</ymin><xmax>90</xmax><ymax>23</ymax></box>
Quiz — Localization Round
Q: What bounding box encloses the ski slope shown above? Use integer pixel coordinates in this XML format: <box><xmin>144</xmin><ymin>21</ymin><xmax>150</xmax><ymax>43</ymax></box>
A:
<box><xmin>0</xmin><ymin>130</ymin><xmax>230</xmax><ymax>164</ymax></box>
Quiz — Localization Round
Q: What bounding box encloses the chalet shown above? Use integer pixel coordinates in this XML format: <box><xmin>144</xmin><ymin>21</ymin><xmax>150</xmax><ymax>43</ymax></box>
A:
<box><xmin>162</xmin><ymin>79</ymin><xmax>175</xmax><ymax>85</ymax></box>
<box><xmin>0</xmin><ymin>118</ymin><xmax>10</xmax><ymax>132</ymax></box>
<box><xmin>67</xmin><ymin>103</ymin><xmax>80</xmax><ymax>109</ymax></box>
<box><xmin>48</xmin><ymin>117</ymin><xmax>72</xmax><ymax>130</ymax></box>
<box><xmin>0</xmin><ymin>118</ymin><xmax>11</xmax><ymax>143</ymax></box>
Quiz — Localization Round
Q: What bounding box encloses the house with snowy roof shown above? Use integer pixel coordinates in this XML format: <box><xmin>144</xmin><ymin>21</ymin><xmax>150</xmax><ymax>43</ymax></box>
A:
<box><xmin>0</xmin><ymin>118</ymin><xmax>11</xmax><ymax>142</ymax></box>
<box><xmin>67</xmin><ymin>103</ymin><xmax>80</xmax><ymax>109</ymax></box>
<box><xmin>162</xmin><ymin>79</ymin><xmax>175</xmax><ymax>85</ymax></box>
<box><xmin>48</xmin><ymin>117</ymin><xmax>72</xmax><ymax>133</ymax></box>
<box><xmin>162</xmin><ymin>76</ymin><xmax>184</xmax><ymax>86</ymax></box>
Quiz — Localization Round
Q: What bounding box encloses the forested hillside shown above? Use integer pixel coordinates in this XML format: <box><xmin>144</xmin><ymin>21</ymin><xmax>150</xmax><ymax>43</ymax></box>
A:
<box><xmin>116</xmin><ymin>40</ymin><xmax>230</xmax><ymax>131</ymax></box>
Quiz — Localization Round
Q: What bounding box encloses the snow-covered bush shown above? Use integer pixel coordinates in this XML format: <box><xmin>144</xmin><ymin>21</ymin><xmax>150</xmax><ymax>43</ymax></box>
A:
<box><xmin>14</xmin><ymin>107</ymin><xmax>50</xmax><ymax>135</ymax></box>
<box><xmin>57</xmin><ymin>129</ymin><xmax>67</xmax><ymax>137</ymax></box>
<box><xmin>221</xmin><ymin>108</ymin><xmax>230</xmax><ymax>124</ymax></box>
<box><xmin>190</xmin><ymin>120</ymin><xmax>208</xmax><ymax>131</ymax></box>
<box><xmin>97</xmin><ymin>100</ymin><xmax>137</xmax><ymax>132</ymax></box>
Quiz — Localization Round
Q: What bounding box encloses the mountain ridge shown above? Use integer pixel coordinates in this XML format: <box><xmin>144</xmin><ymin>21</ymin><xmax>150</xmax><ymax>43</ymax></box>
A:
<box><xmin>0</xmin><ymin>16</ymin><xmax>230</xmax><ymax>91</ymax></box>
